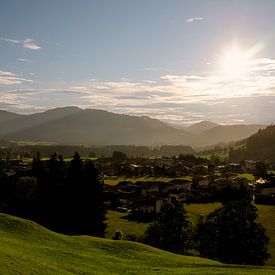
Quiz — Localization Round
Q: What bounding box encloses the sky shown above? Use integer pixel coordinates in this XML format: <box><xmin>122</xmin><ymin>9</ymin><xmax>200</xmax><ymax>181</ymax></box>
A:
<box><xmin>1</xmin><ymin>0</ymin><xmax>275</xmax><ymax>125</ymax></box>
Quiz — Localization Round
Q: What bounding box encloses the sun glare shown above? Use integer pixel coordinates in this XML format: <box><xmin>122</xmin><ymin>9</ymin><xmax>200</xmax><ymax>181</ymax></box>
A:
<box><xmin>222</xmin><ymin>49</ymin><xmax>249</xmax><ymax>77</ymax></box>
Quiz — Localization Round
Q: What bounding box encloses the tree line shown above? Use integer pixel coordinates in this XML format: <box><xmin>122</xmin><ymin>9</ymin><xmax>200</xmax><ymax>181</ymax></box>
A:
<box><xmin>0</xmin><ymin>152</ymin><xmax>106</xmax><ymax>237</ymax></box>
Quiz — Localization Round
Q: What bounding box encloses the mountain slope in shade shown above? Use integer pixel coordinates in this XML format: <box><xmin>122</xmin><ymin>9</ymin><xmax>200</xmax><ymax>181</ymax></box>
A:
<box><xmin>0</xmin><ymin>110</ymin><xmax>24</xmax><ymax>124</ymax></box>
<box><xmin>0</xmin><ymin>106</ymin><xmax>82</xmax><ymax>136</ymax></box>
<box><xmin>0</xmin><ymin>108</ymin><xmax>195</xmax><ymax>146</ymax></box>
<box><xmin>187</xmin><ymin>121</ymin><xmax>219</xmax><ymax>134</ymax></box>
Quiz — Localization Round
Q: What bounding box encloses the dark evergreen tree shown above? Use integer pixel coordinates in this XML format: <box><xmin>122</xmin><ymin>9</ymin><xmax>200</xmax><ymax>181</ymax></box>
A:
<box><xmin>31</xmin><ymin>152</ymin><xmax>45</xmax><ymax>222</ymax></box>
<box><xmin>144</xmin><ymin>202</ymin><xmax>191</xmax><ymax>254</ymax></box>
<box><xmin>196</xmin><ymin>199</ymin><xmax>270</xmax><ymax>265</ymax></box>
<box><xmin>32</xmin><ymin>152</ymin><xmax>44</xmax><ymax>179</ymax></box>
<box><xmin>80</xmin><ymin>160</ymin><xmax>106</xmax><ymax>236</ymax></box>
<box><xmin>45</xmin><ymin>152</ymin><xmax>66</xmax><ymax>231</ymax></box>
<box><xmin>65</xmin><ymin>153</ymin><xmax>106</xmax><ymax>236</ymax></box>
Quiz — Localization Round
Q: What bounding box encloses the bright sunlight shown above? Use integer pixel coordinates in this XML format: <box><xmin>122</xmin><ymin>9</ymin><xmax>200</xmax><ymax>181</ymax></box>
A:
<box><xmin>222</xmin><ymin>48</ymin><xmax>249</xmax><ymax>77</ymax></box>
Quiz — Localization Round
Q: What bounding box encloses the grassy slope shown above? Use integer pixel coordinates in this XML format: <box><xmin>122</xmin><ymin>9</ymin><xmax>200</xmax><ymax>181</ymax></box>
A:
<box><xmin>1</xmin><ymin>213</ymin><xmax>275</xmax><ymax>274</ymax></box>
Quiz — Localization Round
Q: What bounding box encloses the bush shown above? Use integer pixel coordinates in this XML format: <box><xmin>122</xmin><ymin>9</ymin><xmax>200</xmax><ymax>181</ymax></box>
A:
<box><xmin>113</xmin><ymin>230</ymin><xmax>123</xmax><ymax>240</ymax></box>
<box><xmin>124</xmin><ymin>233</ymin><xmax>137</xmax><ymax>241</ymax></box>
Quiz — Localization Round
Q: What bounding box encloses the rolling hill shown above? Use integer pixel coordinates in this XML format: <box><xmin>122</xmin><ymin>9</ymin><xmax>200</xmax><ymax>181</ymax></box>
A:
<box><xmin>0</xmin><ymin>107</ymin><xmax>264</xmax><ymax>147</ymax></box>
<box><xmin>1</xmin><ymin>212</ymin><xmax>275</xmax><ymax>274</ymax></box>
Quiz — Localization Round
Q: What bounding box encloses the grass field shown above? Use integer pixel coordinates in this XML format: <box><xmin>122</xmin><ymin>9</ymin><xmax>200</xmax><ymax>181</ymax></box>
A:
<box><xmin>237</xmin><ymin>173</ymin><xmax>255</xmax><ymax>181</ymax></box>
<box><xmin>106</xmin><ymin>203</ymin><xmax>275</xmax><ymax>266</ymax></box>
<box><xmin>106</xmin><ymin>210</ymin><xmax>148</xmax><ymax>239</ymax></box>
<box><xmin>1</xmin><ymin>213</ymin><xmax>275</xmax><ymax>274</ymax></box>
<box><xmin>104</xmin><ymin>176</ymin><xmax>192</xmax><ymax>186</ymax></box>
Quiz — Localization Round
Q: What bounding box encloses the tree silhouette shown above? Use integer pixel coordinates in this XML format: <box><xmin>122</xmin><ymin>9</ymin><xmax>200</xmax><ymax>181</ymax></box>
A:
<box><xmin>144</xmin><ymin>201</ymin><xmax>191</xmax><ymax>254</ymax></box>
<box><xmin>196</xmin><ymin>199</ymin><xmax>270</xmax><ymax>265</ymax></box>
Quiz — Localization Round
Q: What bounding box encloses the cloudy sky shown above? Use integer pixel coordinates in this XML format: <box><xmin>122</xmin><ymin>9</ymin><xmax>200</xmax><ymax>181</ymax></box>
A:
<box><xmin>1</xmin><ymin>0</ymin><xmax>275</xmax><ymax>125</ymax></box>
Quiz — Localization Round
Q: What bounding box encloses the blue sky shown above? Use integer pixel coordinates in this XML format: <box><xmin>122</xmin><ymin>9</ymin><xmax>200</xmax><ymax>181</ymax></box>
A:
<box><xmin>1</xmin><ymin>0</ymin><xmax>275</xmax><ymax>125</ymax></box>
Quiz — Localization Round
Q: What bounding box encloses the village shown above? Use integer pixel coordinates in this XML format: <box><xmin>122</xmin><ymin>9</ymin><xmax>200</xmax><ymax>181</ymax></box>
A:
<box><xmin>95</xmin><ymin>155</ymin><xmax>275</xmax><ymax>218</ymax></box>
<box><xmin>1</xmin><ymin>153</ymin><xmax>275</xmax><ymax>220</ymax></box>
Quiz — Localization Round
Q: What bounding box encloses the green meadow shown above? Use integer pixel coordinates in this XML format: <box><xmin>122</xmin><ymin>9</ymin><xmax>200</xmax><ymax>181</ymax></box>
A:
<box><xmin>1</xmin><ymin>212</ymin><xmax>275</xmax><ymax>274</ymax></box>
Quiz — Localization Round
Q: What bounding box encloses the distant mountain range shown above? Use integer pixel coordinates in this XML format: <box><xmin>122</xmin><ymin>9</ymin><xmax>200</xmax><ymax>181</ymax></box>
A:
<box><xmin>0</xmin><ymin>107</ymin><xmax>265</xmax><ymax>147</ymax></box>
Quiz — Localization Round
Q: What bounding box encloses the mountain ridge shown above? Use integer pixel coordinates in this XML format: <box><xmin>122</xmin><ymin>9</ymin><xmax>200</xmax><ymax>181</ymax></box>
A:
<box><xmin>187</xmin><ymin>120</ymin><xmax>219</xmax><ymax>134</ymax></box>
<box><xmin>0</xmin><ymin>107</ymin><xmax>264</xmax><ymax>147</ymax></box>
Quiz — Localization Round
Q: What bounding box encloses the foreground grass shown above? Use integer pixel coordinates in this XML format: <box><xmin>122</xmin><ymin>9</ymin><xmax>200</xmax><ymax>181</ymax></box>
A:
<box><xmin>1</xmin><ymin>213</ymin><xmax>275</xmax><ymax>274</ymax></box>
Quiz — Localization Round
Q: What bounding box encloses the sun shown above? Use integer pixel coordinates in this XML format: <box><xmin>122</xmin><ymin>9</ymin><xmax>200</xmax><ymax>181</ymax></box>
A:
<box><xmin>222</xmin><ymin>48</ymin><xmax>249</xmax><ymax>77</ymax></box>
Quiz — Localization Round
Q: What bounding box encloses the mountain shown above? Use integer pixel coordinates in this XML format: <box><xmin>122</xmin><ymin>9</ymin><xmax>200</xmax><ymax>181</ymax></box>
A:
<box><xmin>0</xmin><ymin>110</ymin><xmax>24</xmax><ymax>124</ymax></box>
<box><xmin>187</xmin><ymin>120</ymin><xmax>219</xmax><ymax>134</ymax></box>
<box><xmin>199</xmin><ymin>124</ymin><xmax>264</xmax><ymax>146</ymax></box>
<box><xmin>0</xmin><ymin>106</ymin><xmax>82</xmax><ymax>136</ymax></box>
<box><xmin>0</xmin><ymin>107</ymin><xmax>264</xmax><ymax>147</ymax></box>
<box><xmin>0</xmin><ymin>107</ymin><xmax>194</xmax><ymax>146</ymax></box>
<box><xmin>229</xmin><ymin>125</ymin><xmax>275</xmax><ymax>162</ymax></box>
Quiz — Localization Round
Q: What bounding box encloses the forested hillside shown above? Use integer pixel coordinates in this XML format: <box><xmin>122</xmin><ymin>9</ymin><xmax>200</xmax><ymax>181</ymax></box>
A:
<box><xmin>229</xmin><ymin>125</ymin><xmax>275</xmax><ymax>162</ymax></box>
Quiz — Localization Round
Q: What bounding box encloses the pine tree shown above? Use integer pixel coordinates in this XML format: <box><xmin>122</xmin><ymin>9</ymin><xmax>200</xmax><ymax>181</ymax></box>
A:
<box><xmin>66</xmin><ymin>153</ymin><xmax>106</xmax><ymax>236</ymax></box>
<box><xmin>82</xmin><ymin>160</ymin><xmax>106</xmax><ymax>237</ymax></box>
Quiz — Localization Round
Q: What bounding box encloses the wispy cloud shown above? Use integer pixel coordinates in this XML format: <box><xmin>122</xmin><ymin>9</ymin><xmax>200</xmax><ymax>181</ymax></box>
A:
<box><xmin>0</xmin><ymin>70</ymin><xmax>32</xmax><ymax>85</ymax></box>
<box><xmin>143</xmin><ymin>67</ymin><xmax>159</xmax><ymax>72</ymax></box>
<box><xmin>1</xmin><ymin>37</ymin><xmax>42</xmax><ymax>50</ymax></box>
<box><xmin>1</xmin><ymin>38</ymin><xmax>21</xmax><ymax>44</ymax></box>
<box><xmin>18</xmin><ymin>58</ymin><xmax>33</xmax><ymax>63</ymax></box>
<box><xmin>186</xmin><ymin>17</ymin><xmax>203</xmax><ymax>23</ymax></box>
<box><xmin>22</xmin><ymin>38</ymin><xmax>41</xmax><ymax>50</ymax></box>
